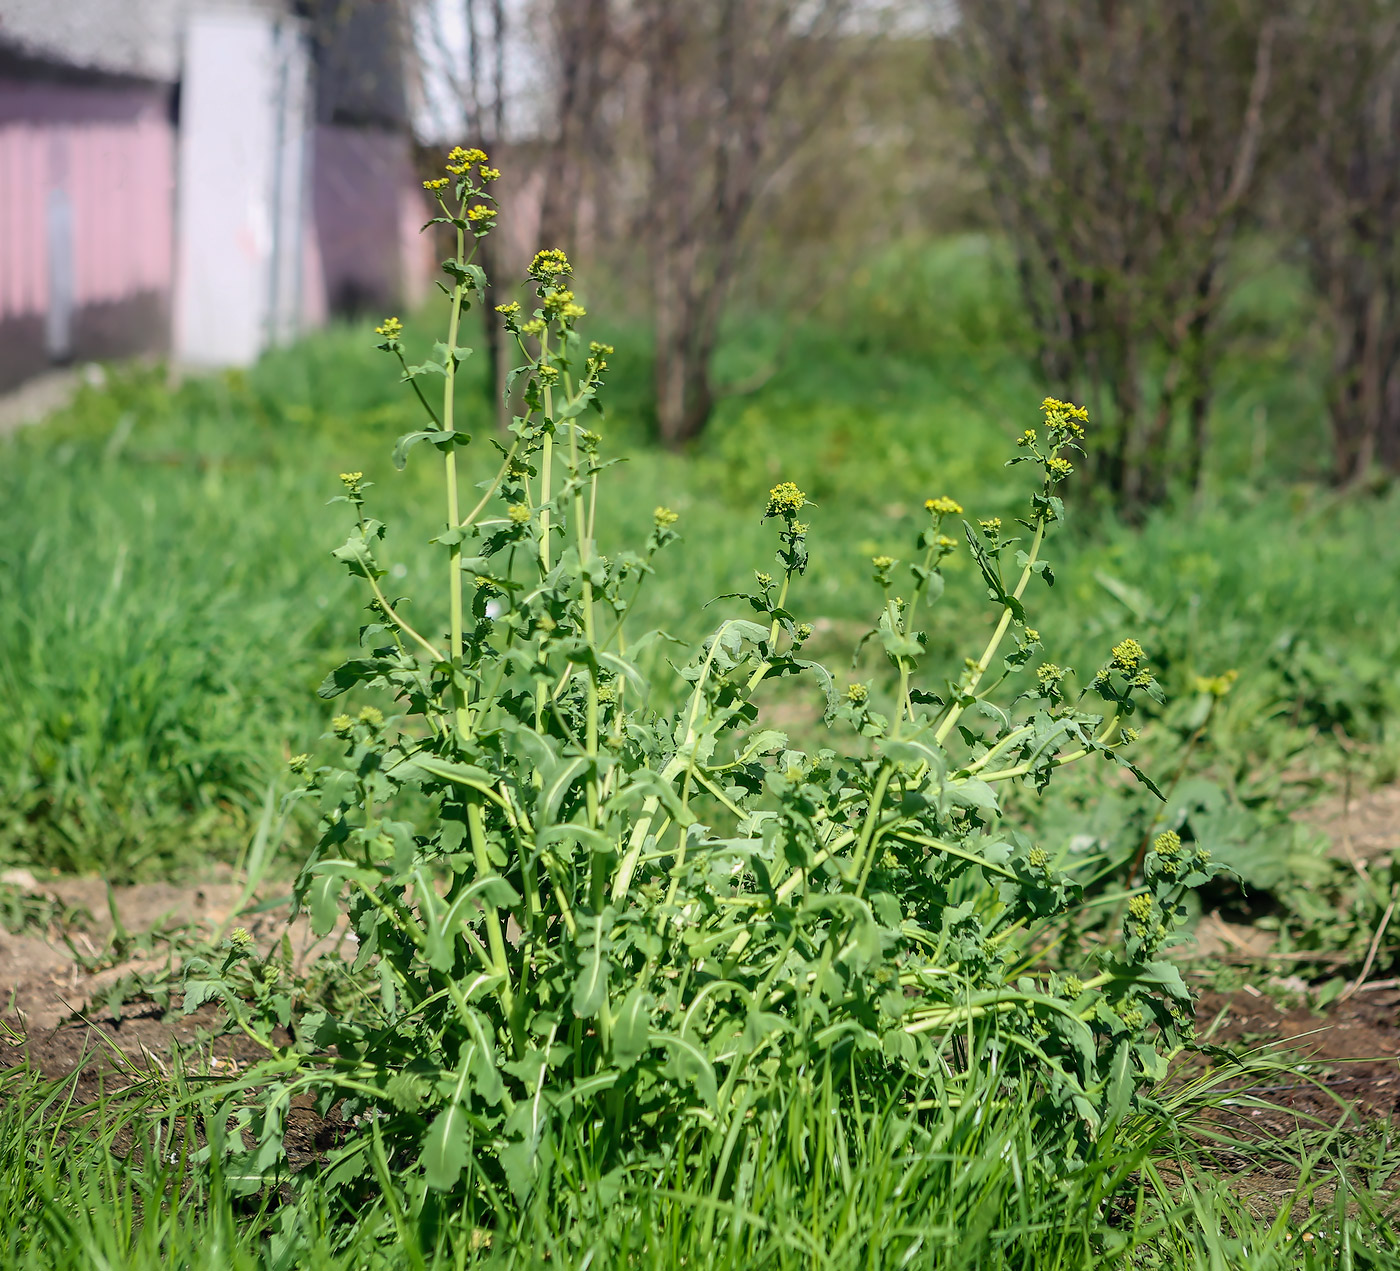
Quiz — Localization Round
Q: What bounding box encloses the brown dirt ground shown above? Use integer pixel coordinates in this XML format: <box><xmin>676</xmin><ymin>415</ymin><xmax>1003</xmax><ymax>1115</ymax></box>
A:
<box><xmin>0</xmin><ymin>871</ymin><xmax>346</xmax><ymax>1093</ymax></box>
<box><xmin>0</xmin><ymin>784</ymin><xmax>1395</xmax><ymax>1115</ymax></box>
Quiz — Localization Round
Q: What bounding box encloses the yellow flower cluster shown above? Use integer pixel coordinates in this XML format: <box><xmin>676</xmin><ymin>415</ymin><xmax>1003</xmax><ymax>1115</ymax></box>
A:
<box><xmin>653</xmin><ymin>506</ymin><xmax>679</xmax><ymax>528</ymax></box>
<box><xmin>423</xmin><ymin>177</ymin><xmax>449</xmax><ymax>191</ymax></box>
<box><xmin>1046</xmin><ymin>456</ymin><xmax>1074</xmax><ymax>479</ymax></box>
<box><xmin>359</xmin><ymin>706</ymin><xmax>384</xmax><ymax>727</ymax></box>
<box><xmin>508</xmin><ymin>503</ymin><xmax>531</xmax><ymax>524</ymax></box>
<box><xmin>845</xmin><ymin>682</ymin><xmax>869</xmax><ymax>704</ymax></box>
<box><xmin>495</xmin><ymin>302</ymin><xmax>520</xmax><ymax>317</ymax></box>
<box><xmin>765</xmin><ymin>481</ymin><xmax>807</xmax><ymax>519</ymax></box>
<box><xmin>478</xmin><ymin>165</ymin><xmax>500</xmax><ymax>182</ymax></box>
<box><xmin>925</xmin><ymin>495</ymin><xmax>962</xmax><ymax>516</ymax></box>
<box><xmin>1193</xmin><ymin>669</ymin><xmax>1238</xmax><ymax>698</ymax></box>
<box><xmin>446</xmin><ymin>146</ymin><xmax>488</xmax><ymax>175</ymax></box>
<box><xmin>1110</xmin><ymin>638</ymin><xmax>1145</xmax><ymax>671</ymax></box>
<box><xmin>466</xmin><ymin>204</ymin><xmax>495</xmax><ymax>223</ymax></box>
<box><xmin>529</xmin><ymin>248</ymin><xmax>572</xmax><ymax>281</ymax></box>
<box><xmin>1041</xmin><ymin>396</ymin><xmax>1089</xmax><ymax>435</ymax></box>
<box><xmin>339</xmin><ymin>470</ymin><xmax>364</xmax><ymax>489</ymax></box>
<box><xmin>543</xmin><ymin>288</ymin><xmax>587</xmax><ymax>320</ymax></box>
<box><xmin>375</xmin><ymin>316</ymin><xmax>403</xmax><ymax>340</ymax></box>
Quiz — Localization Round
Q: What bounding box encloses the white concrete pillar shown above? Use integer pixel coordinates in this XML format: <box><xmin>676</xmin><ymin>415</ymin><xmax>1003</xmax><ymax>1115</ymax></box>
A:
<box><xmin>172</xmin><ymin>4</ymin><xmax>312</xmax><ymax>367</ymax></box>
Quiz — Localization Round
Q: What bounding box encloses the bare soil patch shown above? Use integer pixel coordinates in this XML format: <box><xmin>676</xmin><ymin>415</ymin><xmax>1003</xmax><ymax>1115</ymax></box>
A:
<box><xmin>1297</xmin><ymin>779</ymin><xmax>1400</xmax><ymax>868</ymax></box>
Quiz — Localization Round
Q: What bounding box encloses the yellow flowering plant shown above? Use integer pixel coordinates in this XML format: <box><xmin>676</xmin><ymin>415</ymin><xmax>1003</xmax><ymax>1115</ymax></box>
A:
<box><xmin>188</xmin><ymin>151</ymin><xmax>1221</xmax><ymax>1219</ymax></box>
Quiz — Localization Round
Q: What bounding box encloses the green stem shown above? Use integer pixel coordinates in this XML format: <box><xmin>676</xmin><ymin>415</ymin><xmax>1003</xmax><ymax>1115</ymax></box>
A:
<box><xmin>934</xmin><ymin>517</ymin><xmax>1046</xmax><ymax>746</ymax></box>
<box><xmin>443</xmin><ymin>222</ymin><xmax>471</xmax><ymax>739</ymax></box>
<box><xmin>851</xmin><ymin>766</ymin><xmax>895</xmax><ymax>896</ymax></box>
<box><xmin>467</xmin><ymin>800</ymin><xmax>517</xmax><ymax>1031</ymax></box>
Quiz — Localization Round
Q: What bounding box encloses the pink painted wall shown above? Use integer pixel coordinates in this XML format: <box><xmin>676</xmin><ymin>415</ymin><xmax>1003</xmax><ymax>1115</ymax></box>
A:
<box><xmin>0</xmin><ymin>81</ymin><xmax>174</xmax><ymax>324</ymax></box>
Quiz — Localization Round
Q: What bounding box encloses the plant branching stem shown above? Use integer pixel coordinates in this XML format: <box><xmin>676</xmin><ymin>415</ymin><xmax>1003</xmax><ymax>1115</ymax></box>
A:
<box><xmin>935</xmin><ymin>516</ymin><xmax>1046</xmax><ymax>746</ymax></box>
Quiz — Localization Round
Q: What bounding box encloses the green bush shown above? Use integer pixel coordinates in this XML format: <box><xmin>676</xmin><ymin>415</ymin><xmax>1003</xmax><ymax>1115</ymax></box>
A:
<box><xmin>190</xmin><ymin>153</ymin><xmax>1220</xmax><ymax>1225</ymax></box>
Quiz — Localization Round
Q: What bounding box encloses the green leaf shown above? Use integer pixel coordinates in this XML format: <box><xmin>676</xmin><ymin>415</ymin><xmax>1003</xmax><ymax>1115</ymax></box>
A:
<box><xmin>571</xmin><ymin>912</ymin><xmax>612</xmax><ymax>1018</ymax></box>
<box><xmin>655</xmin><ymin>1034</ymin><xmax>717</xmax><ymax>1108</ymax></box>
<box><xmin>433</xmin><ymin>340</ymin><xmax>474</xmax><ymax>367</ymax></box>
<box><xmin>385</xmin><ymin>1071</ymin><xmax>430</xmax><ymax>1112</ymax></box>
<box><xmin>421</xmin><ymin>1104</ymin><xmax>470</xmax><ymax>1191</ymax></box>
<box><xmin>394</xmin><ymin>755</ymin><xmax>506</xmax><ymax>806</ymax></box>
<box><xmin>317</xmin><ymin>657</ymin><xmax>388</xmax><ymax>699</ymax></box>
<box><xmin>332</xmin><ymin>532</ymin><xmax>381</xmax><ymax>579</ymax></box>
<box><xmin>596</xmin><ymin>651</ymin><xmax>649</xmax><ymax>697</ymax></box>
<box><xmin>393</xmin><ymin>429</ymin><xmax>454</xmax><ymax>470</ymax></box>
<box><xmin>1103</xmin><ymin>1039</ymin><xmax>1134</xmax><ymax>1128</ymax></box>
<box><xmin>536</xmin><ymin>823</ymin><xmax>616</xmax><ymax>856</ymax></box>
<box><xmin>460</xmin><ymin>1014</ymin><xmax>504</xmax><ymax>1105</ymax></box>
<box><xmin>539</xmin><ymin>755</ymin><xmax>591</xmax><ymax>825</ymax></box>
<box><xmin>306</xmin><ymin>862</ymin><xmax>356</xmax><ymax>936</ymax></box>
<box><xmin>613</xmin><ymin>988</ymin><xmax>652</xmax><ymax>1066</ymax></box>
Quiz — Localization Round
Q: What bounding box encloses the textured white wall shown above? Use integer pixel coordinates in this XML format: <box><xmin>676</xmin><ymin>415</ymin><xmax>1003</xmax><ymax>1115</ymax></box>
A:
<box><xmin>172</xmin><ymin>5</ymin><xmax>310</xmax><ymax>367</ymax></box>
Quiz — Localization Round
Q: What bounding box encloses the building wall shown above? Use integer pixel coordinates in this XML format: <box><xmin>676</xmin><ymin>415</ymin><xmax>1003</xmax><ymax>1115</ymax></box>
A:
<box><xmin>0</xmin><ymin>77</ymin><xmax>174</xmax><ymax>390</ymax></box>
<box><xmin>0</xmin><ymin>1</ymin><xmax>434</xmax><ymax>389</ymax></box>
<box><xmin>312</xmin><ymin>124</ymin><xmax>435</xmax><ymax>317</ymax></box>
<box><xmin>172</xmin><ymin>7</ymin><xmax>313</xmax><ymax>368</ymax></box>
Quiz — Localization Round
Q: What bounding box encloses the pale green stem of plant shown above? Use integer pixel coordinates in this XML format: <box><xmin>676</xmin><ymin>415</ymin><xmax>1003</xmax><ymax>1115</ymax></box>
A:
<box><xmin>614</xmin><ymin>620</ymin><xmax>739</xmax><ymax>902</ymax></box>
<box><xmin>888</xmin><ymin>538</ymin><xmax>940</xmax><ymax>725</ymax></box>
<box><xmin>443</xmin><ymin>976</ymin><xmax>517</xmax><ymax>1115</ymax></box>
<box><xmin>889</xmin><ymin>830</ymin><xmax>1019</xmax><ymax>878</ymax></box>
<box><xmin>852</xmin><ymin>766</ymin><xmax>896</xmax><ymax>896</ymax></box>
<box><xmin>393</xmin><ymin>349</ymin><xmax>442</xmax><ymax>426</ymax></box>
<box><xmin>902</xmin><ymin>974</ymin><xmax>1111</xmax><ymax>1036</ymax></box>
<box><xmin>979</xmin><ymin>712</ymin><xmax>1120</xmax><ymax>783</ymax></box>
<box><xmin>442</xmin><ymin>219</ymin><xmax>472</xmax><ymax>739</ymax></box>
<box><xmin>364</xmin><ymin>572</ymin><xmax>445</xmax><ymax>665</ymax></box>
<box><xmin>958</xmin><ymin>725</ymin><xmax>1035</xmax><ymax>776</ymax></box>
<box><xmin>466</xmin><ymin>800</ymin><xmax>516</xmax><ymax>1030</ymax></box>
<box><xmin>537</xmin><ymin>353</ymin><xmax>554</xmax><ymax>575</ymax></box>
<box><xmin>934</xmin><ymin>515</ymin><xmax>1046</xmax><ymax>746</ymax></box>
<box><xmin>459</xmin><ymin>443</ymin><xmax>518</xmax><ymax>531</ymax></box>
<box><xmin>563</xmin><ymin>400</ymin><xmax>602</xmax><ymax>840</ymax></box>
<box><xmin>743</xmin><ymin>571</ymin><xmax>792</xmax><ymax>693</ymax></box>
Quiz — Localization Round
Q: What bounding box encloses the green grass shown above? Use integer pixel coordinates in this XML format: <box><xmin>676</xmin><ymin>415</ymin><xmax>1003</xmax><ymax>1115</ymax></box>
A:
<box><xmin>2</xmin><ymin>1050</ymin><xmax>1396</xmax><ymax>1270</ymax></box>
